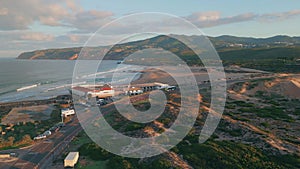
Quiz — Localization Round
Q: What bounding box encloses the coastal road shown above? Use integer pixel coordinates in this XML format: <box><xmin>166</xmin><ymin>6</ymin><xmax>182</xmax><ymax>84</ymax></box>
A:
<box><xmin>0</xmin><ymin>115</ymin><xmax>82</xmax><ymax>169</ymax></box>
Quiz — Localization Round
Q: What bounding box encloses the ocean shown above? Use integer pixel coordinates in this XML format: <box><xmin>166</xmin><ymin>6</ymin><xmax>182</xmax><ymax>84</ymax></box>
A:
<box><xmin>0</xmin><ymin>58</ymin><xmax>141</xmax><ymax>103</ymax></box>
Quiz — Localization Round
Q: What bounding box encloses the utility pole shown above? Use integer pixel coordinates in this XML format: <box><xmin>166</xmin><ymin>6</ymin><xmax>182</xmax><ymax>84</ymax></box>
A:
<box><xmin>61</xmin><ymin>114</ymin><xmax>64</xmax><ymax>123</ymax></box>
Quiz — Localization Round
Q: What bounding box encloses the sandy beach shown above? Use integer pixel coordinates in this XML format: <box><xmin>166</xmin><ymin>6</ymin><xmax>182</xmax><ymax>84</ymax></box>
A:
<box><xmin>132</xmin><ymin>67</ymin><xmax>209</xmax><ymax>85</ymax></box>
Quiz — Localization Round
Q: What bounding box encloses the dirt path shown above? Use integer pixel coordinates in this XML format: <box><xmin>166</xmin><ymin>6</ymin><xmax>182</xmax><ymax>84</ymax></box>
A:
<box><xmin>165</xmin><ymin>151</ymin><xmax>193</xmax><ymax>169</ymax></box>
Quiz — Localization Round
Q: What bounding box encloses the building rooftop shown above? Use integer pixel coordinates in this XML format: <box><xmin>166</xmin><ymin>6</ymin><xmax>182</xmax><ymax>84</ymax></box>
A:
<box><xmin>72</xmin><ymin>86</ymin><xmax>91</xmax><ymax>93</ymax></box>
<box><xmin>127</xmin><ymin>87</ymin><xmax>142</xmax><ymax>91</ymax></box>
<box><xmin>72</xmin><ymin>84</ymin><xmax>113</xmax><ymax>93</ymax></box>
<box><xmin>61</xmin><ymin>108</ymin><xmax>72</xmax><ymax>111</ymax></box>
<box><xmin>65</xmin><ymin>152</ymin><xmax>79</xmax><ymax>161</ymax></box>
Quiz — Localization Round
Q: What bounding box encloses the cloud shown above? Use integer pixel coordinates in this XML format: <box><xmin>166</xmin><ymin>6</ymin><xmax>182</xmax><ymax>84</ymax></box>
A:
<box><xmin>214</xmin><ymin>13</ymin><xmax>256</xmax><ymax>25</ymax></box>
<box><xmin>0</xmin><ymin>31</ymin><xmax>53</xmax><ymax>57</ymax></box>
<box><xmin>39</xmin><ymin>16</ymin><xmax>62</xmax><ymax>26</ymax></box>
<box><xmin>96</xmin><ymin>12</ymin><xmax>256</xmax><ymax>36</ymax></box>
<box><xmin>0</xmin><ymin>31</ymin><xmax>89</xmax><ymax>57</ymax></box>
<box><xmin>0</xmin><ymin>0</ymin><xmax>70</xmax><ymax>30</ymax></box>
<box><xmin>68</xmin><ymin>34</ymin><xmax>80</xmax><ymax>42</ymax></box>
<box><xmin>259</xmin><ymin>10</ymin><xmax>300</xmax><ymax>22</ymax></box>
<box><xmin>0</xmin><ymin>0</ymin><xmax>102</xmax><ymax>30</ymax></box>
<box><xmin>20</xmin><ymin>32</ymin><xmax>54</xmax><ymax>41</ymax></box>
<box><xmin>65</xmin><ymin>0</ymin><xmax>82</xmax><ymax>13</ymax></box>
<box><xmin>1</xmin><ymin>2</ymin><xmax>300</xmax><ymax>58</ymax></box>
<box><xmin>0</xmin><ymin>8</ymin><xmax>8</xmax><ymax>16</ymax></box>
<box><xmin>185</xmin><ymin>10</ymin><xmax>300</xmax><ymax>28</ymax></box>
<box><xmin>1</xmin><ymin>0</ymin><xmax>300</xmax><ymax>34</ymax></box>
<box><xmin>1</xmin><ymin>0</ymin><xmax>297</xmax><ymax>34</ymax></box>
<box><xmin>186</xmin><ymin>11</ymin><xmax>220</xmax><ymax>22</ymax></box>
<box><xmin>0</xmin><ymin>0</ymin><xmax>114</xmax><ymax>33</ymax></box>
<box><xmin>185</xmin><ymin>12</ymin><xmax>256</xmax><ymax>28</ymax></box>
<box><xmin>69</xmin><ymin>10</ymin><xmax>114</xmax><ymax>32</ymax></box>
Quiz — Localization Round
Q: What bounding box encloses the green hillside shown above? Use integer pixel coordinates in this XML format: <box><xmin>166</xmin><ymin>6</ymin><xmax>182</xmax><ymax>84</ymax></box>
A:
<box><xmin>17</xmin><ymin>35</ymin><xmax>300</xmax><ymax>72</ymax></box>
<box><xmin>219</xmin><ymin>47</ymin><xmax>300</xmax><ymax>72</ymax></box>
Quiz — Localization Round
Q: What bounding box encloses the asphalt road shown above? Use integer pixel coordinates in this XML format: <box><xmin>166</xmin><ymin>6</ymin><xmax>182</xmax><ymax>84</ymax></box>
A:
<box><xmin>0</xmin><ymin>115</ymin><xmax>82</xmax><ymax>169</ymax></box>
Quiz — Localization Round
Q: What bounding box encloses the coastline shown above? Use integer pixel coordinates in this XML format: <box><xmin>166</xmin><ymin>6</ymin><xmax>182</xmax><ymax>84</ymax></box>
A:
<box><xmin>131</xmin><ymin>68</ymin><xmax>177</xmax><ymax>85</ymax></box>
<box><xmin>131</xmin><ymin>67</ymin><xmax>209</xmax><ymax>86</ymax></box>
<box><xmin>0</xmin><ymin>96</ymin><xmax>62</xmax><ymax>108</ymax></box>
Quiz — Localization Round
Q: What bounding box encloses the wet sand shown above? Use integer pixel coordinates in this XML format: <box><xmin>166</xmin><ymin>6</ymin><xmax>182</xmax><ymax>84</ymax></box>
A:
<box><xmin>132</xmin><ymin>67</ymin><xmax>209</xmax><ymax>85</ymax></box>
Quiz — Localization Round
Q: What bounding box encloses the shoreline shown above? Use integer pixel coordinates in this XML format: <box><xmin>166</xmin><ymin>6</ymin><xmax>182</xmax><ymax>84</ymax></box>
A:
<box><xmin>0</xmin><ymin>94</ymin><xmax>70</xmax><ymax>110</ymax></box>
<box><xmin>131</xmin><ymin>67</ymin><xmax>210</xmax><ymax>86</ymax></box>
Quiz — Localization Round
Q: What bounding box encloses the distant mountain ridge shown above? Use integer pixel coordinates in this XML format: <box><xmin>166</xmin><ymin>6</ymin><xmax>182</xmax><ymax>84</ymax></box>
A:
<box><xmin>17</xmin><ymin>35</ymin><xmax>300</xmax><ymax>61</ymax></box>
<box><xmin>213</xmin><ymin>35</ymin><xmax>300</xmax><ymax>44</ymax></box>
<box><xmin>210</xmin><ymin>35</ymin><xmax>300</xmax><ymax>50</ymax></box>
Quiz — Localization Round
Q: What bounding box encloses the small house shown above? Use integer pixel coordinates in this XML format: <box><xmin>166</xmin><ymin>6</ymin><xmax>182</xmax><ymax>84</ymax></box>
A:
<box><xmin>64</xmin><ymin>152</ymin><xmax>79</xmax><ymax>168</ymax></box>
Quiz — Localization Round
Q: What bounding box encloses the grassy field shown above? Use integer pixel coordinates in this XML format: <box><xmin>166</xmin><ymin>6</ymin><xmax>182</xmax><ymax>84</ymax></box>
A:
<box><xmin>0</xmin><ymin>106</ymin><xmax>61</xmax><ymax>150</ymax></box>
<box><xmin>77</xmin><ymin>160</ymin><xmax>107</xmax><ymax>169</ymax></box>
<box><xmin>219</xmin><ymin>47</ymin><xmax>300</xmax><ymax>73</ymax></box>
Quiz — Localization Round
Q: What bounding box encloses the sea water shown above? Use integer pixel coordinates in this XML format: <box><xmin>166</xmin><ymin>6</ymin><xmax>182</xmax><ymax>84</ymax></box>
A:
<box><xmin>0</xmin><ymin>58</ymin><xmax>141</xmax><ymax>103</ymax></box>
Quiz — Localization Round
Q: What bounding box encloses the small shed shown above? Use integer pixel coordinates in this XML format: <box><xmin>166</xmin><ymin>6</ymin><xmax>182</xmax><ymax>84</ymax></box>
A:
<box><xmin>64</xmin><ymin>152</ymin><xmax>79</xmax><ymax>168</ymax></box>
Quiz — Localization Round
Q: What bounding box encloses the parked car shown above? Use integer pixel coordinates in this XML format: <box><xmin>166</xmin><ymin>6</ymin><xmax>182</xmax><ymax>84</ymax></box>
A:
<box><xmin>9</xmin><ymin>152</ymin><xmax>17</xmax><ymax>157</ymax></box>
<box><xmin>43</xmin><ymin>130</ymin><xmax>52</xmax><ymax>136</ymax></box>
<box><xmin>34</xmin><ymin>135</ymin><xmax>46</xmax><ymax>140</ymax></box>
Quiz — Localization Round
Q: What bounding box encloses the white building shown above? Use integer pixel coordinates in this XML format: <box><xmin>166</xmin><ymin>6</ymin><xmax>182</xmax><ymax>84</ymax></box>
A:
<box><xmin>72</xmin><ymin>84</ymin><xmax>114</xmax><ymax>99</ymax></box>
<box><xmin>64</xmin><ymin>152</ymin><xmax>79</xmax><ymax>168</ymax></box>
<box><xmin>125</xmin><ymin>87</ymin><xmax>143</xmax><ymax>95</ymax></box>
<box><xmin>61</xmin><ymin>108</ymin><xmax>75</xmax><ymax>117</ymax></box>
<box><xmin>154</xmin><ymin>82</ymin><xmax>169</xmax><ymax>90</ymax></box>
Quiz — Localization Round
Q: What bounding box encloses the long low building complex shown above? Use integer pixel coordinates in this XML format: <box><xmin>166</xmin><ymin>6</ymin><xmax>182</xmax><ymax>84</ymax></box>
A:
<box><xmin>72</xmin><ymin>84</ymin><xmax>114</xmax><ymax>99</ymax></box>
<box><xmin>130</xmin><ymin>82</ymin><xmax>171</xmax><ymax>91</ymax></box>
<box><xmin>72</xmin><ymin>82</ymin><xmax>174</xmax><ymax>99</ymax></box>
<box><xmin>125</xmin><ymin>87</ymin><xmax>144</xmax><ymax>95</ymax></box>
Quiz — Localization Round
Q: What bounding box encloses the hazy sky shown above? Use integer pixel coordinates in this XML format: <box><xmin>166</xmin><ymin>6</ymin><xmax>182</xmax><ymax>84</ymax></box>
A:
<box><xmin>1</xmin><ymin>0</ymin><xmax>300</xmax><ymax>57</ymax></box>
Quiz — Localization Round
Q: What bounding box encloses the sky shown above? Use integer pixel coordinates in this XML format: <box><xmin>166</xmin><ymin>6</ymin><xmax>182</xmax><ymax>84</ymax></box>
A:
<box><xmin>0</xmin><ymin>0</ymin><xmax>300</xmax><ymax>57</ymax></box>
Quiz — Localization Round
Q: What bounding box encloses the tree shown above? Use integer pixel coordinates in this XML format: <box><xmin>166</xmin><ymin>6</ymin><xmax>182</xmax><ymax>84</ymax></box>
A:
<box><xmin>16</xmin><ymin>134</ymin><xmax>33</xmax><ymax>146</ymax></box>
<box><xmin>8</xmin><ymin>136</ymin><xmax>14</xmax><ymax>145</ymax></box>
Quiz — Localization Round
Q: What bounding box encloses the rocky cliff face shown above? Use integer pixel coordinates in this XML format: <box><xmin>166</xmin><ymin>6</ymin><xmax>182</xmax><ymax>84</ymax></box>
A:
<box><xmin>17</xmin><ymin>47</ymin><xmax>83</xmax><ymax>60</ymax></box>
